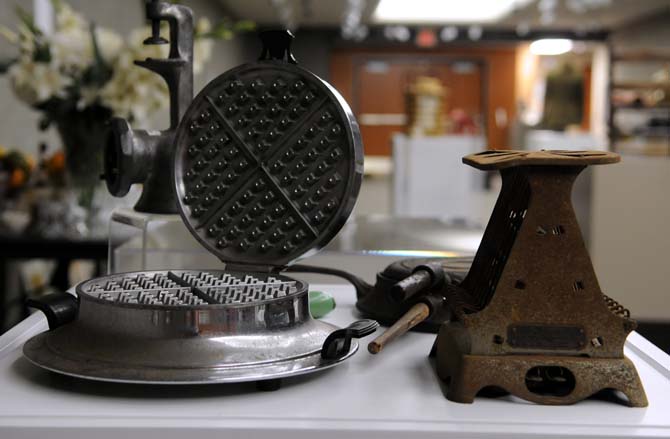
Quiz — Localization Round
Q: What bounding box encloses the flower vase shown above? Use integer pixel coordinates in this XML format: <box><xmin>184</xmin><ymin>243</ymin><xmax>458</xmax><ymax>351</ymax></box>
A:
<box><xmin>52</xmin><ymin>106</ymin><xmax>111</xmax><ymax>234</ymax></box>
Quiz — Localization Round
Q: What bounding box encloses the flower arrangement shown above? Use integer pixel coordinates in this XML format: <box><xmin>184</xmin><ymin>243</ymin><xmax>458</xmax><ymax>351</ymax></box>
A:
<box><xmin>1</xmin><ymin>0</ymin><xmax>253</xmax><ymax>127</ymax></box>
<box><xmin>0</xmin><ymin>0</ymin><xmax>253</xmax><ymax>190</ymax></box>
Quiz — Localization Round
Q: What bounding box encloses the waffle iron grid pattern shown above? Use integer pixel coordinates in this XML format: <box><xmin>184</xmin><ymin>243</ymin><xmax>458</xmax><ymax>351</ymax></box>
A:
<box><xmin>79</xmin><ymin>271</ymin><xmax>299</xmax><ymax>307</ymax></box>
<box><xmin>175</xmin><ymin>64</ymin><xmax>357</xmax><ymax>266</ymax></box>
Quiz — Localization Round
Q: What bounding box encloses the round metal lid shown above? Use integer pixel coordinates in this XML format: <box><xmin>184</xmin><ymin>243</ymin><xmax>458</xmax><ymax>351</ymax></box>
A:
<box><xmin>174</xmin><ymin>56</ymin><xmax>363</xmax><ymax>269</ymax></box>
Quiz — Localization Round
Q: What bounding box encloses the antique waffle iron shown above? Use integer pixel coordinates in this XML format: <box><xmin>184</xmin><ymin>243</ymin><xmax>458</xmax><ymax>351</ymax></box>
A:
<box><xmin>22</xmin><ymin>27</ymin><xmax>375</xmax><ymax>387</ymax></box>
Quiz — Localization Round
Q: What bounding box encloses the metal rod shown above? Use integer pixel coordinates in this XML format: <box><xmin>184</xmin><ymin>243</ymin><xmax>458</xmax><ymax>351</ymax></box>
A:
<box><xmin>367</xmin><ymin>302</ymin><xmax>431</xmax><ymax>354</ymax></box>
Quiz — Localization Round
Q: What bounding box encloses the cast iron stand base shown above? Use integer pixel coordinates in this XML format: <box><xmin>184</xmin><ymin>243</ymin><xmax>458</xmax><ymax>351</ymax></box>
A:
<box><xmin>432</xmin><ymin>342</ymin><xmax>647</xmax><ymax>406</ymax></box>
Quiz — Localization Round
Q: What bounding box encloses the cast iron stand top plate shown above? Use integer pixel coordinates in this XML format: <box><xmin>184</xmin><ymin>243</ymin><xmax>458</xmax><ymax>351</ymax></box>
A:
<box><xmin>463</xmin><ymin>150</ymin><xmax>620</xmax><ymax>170</ymax></box>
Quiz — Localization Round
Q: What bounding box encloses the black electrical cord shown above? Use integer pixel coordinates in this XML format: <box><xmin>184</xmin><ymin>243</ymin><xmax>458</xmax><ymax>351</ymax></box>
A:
<box><xmin>284</xmin><ymin>264</ymin><xmax>373</xmax><ymax>299</ymax></box>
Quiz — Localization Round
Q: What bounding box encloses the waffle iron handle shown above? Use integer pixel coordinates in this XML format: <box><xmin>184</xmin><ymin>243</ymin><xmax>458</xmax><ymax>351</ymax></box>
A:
<box><xmin>258</xmin><ymin>29</ymin><xmax>297</xmax><ymax>64</ymax></box>
<box><xmin>321</xmin><ymin>319</ymin><xmax>379</xmax><ymax>360</ymax></box>
<box><xmin>26</xmin><ymin>293</ymin><xmax>78</xmax><ymax>330</ymax></box>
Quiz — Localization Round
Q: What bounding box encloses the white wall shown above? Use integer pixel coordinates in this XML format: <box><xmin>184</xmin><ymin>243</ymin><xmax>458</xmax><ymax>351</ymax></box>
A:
<box><xmin>590</xmin><ymin>157</ymin><xmax>670</xmax><ymax>321</ymax></box>
<box><xmin>591</xmin><ymin>10</ymin><xmax>670</xmax><ymax>322</ymax></box>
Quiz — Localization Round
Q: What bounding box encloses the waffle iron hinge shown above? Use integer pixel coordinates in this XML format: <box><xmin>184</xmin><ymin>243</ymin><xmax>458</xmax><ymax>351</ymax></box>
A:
<box><xmin>432</xmin><ymin>150</ymin><xmax>648</xmax><ymax>407</ymax></box>
<box><xmin>224</xmin><ymin>263</ymin><xmax>282</xmax><ymax>274</ymax></box>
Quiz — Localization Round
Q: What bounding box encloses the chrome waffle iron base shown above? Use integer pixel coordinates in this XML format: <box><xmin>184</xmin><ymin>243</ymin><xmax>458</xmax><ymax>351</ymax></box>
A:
<box><xmin>23</xmin><ymin>270</ymin><xmax>357</xmax><ymax>385</ymax></box>
<box><xmin>23</xmin><ymin>335</ymin><xmax>355</xmax><ymax>385</ymax></box>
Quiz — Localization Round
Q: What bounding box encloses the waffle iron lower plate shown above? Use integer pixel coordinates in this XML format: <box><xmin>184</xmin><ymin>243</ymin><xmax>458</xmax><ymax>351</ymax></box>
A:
<box><xmin>22</xmin><ymin>270</ymin><xmax>357</xmax><ymax>384</ymax></box>
<box><xmin>22</xmin><ymin>334</ymin><xmax>356</xmax><ymax>385</ymax></box>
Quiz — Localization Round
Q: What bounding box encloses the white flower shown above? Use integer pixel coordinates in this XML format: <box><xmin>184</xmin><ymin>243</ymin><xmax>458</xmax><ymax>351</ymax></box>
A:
<box><xmin>50</xmin><ymin>28</ymin><xmax>93</xmax><ymax>73</ymax></box>
<box><xmin>54</xmin><ymin>2</ymin><xmax>88</xmax><ymax>34</ymax></box>
<box><xmin>4</xmin><ymin>1</ymin><xmax>220</xmax><ymax>125</ymax></box>
<box><xmin>95</xmin><ymin>27</ymin><xmax>123</xmax><ymax>62</ymax></box>
<box><xmin>51</xmin><ymin>0</ymin><xmax>117</xmax><ymax>73</ymax></box>
<box><xmin>8</xmin><ymin>57</ymin><xmax>71</xmax><ymax>105</ymax></box>
<box><xmin>48</xmin><ymin>26</ymin><xmax>123</xmax><ymax>73</ymax></box>
<box><xmin>96</xmin><ymin>26</ymin><xmax>172</xmax><ymax>124</ymax></box>
<box><xmin>99</xmin><ymin>47</ymin><xmax>169</xmax><ymax>125</ymax></box>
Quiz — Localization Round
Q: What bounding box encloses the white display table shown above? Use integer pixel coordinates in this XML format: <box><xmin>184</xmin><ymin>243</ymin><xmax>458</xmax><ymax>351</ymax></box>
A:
<box><xmin>1</xmin><ymin>284</ymin><xmax>669</xmax><ymax>439</ymax></box>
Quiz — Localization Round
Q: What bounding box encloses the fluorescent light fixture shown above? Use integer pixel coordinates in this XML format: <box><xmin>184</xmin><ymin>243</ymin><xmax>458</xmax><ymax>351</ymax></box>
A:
<box><xmin>373</xmin><ymin>0</ymin><xmax>532</xmax><ymax>24</ymax></box>
<box><xmin>529</xmin><ymin>38</ymin><xmax>574</xmax><ymax>55</ymax></box>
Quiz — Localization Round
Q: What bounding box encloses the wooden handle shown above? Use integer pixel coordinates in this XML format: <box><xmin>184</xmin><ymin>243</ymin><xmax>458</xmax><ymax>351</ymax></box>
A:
<box><xmin>367</xmin><ymin>302</ymin><xmax>431</xmax><ymax>354</ymax></box>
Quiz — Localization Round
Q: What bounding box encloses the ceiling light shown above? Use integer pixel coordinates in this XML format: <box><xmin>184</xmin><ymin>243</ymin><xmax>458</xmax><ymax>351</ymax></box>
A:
<box><xmin>529</xmin><ymin>39</ymin><xmax>573</xmax><ymax>55</ymax></box>
<box><xmin>516</xmin><ymin>22</ymin><xmax>530</xmax><ymax>36</ymax></box>
<box><xmin>440</xmin><ymin>26</ymin><xmax>459</xmax><ymax>42</ymax></box>
<box><xmin>468</xmin><ymin>25</ymin><xmax>483</xmax><ymax>40</ymax></box>
<box><xmin>384</xmin><ymin>25</ymin><xmax>411</xmax><ymax>42</ymax></box>
<box><xmin>373</xmin><ymin>0</ymin><xmax>532</xmax><ymax>24</ymax></box>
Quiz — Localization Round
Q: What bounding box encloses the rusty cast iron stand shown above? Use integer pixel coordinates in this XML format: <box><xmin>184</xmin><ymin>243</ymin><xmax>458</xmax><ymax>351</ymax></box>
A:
<box><xmin>431</xmin><ymin>150</ymin><xmax>647</xmax><ymax>406</ymax></box>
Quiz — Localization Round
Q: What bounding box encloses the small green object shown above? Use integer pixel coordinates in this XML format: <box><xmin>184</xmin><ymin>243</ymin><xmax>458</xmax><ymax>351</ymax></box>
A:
<box><xmin>309</xmin><ymin>290</ymin><xmax>336</xmax><ymax>318</ymax></box>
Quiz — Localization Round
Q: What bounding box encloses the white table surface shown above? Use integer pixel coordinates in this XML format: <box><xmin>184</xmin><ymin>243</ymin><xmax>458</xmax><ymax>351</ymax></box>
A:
<box><xmin>1</xmin><ymin>284</ymin><xmax>669</xmax><ymax>439</ymax></box>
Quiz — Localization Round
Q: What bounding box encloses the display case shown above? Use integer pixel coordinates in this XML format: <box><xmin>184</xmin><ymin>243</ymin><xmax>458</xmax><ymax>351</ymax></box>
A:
<box><xmin>609</xmin><ymin>51</ymin><xmax>670</xmax><ymax>156</ymax></box>
<box><xmin>107</xmin><ymin>207</ymin><xmax>219</xmax><ymax>274</ymax></box>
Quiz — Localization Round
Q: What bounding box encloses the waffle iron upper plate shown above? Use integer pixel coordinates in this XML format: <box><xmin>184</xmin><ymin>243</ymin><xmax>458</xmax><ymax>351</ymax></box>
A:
<box><xmin>173</xmin><ymin>60</ymin><xmax>363</xmax><ymax>269</ymax></box>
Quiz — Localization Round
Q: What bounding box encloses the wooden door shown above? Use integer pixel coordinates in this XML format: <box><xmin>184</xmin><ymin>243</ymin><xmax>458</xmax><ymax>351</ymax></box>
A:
<box><xmin>331</xmin><ymin>46</ymin><xmax>518</xmax><ymax>156</ymax></box>
<box><xmin>353</xmin><ymin>57</ymin><xmax>484</xmax><ymax>155</ymax></box>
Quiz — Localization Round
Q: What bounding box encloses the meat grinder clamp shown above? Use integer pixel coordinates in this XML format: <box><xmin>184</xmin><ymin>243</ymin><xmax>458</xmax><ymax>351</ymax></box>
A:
<box><xmin>103</xmin><ymin>0</ymin><xmax>194</xmax><ymax>214</ymax></box>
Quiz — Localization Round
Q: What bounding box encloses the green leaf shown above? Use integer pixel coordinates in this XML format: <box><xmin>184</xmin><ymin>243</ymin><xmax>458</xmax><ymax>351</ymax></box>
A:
<box><xmin>0</xmin><ymin>57</ymin><xmax>17</xmax><ymax>74</ymax></box>
<box><xmin>38</xmin><ymin>116</ymin><xmax>52</xmax><ymax>131</ymax></box>
<box><xmin>233</xmin><ymin>20</ymin><xmax>256</xmax><ymax>32</ymax></box>
<box><xmin>49</xmin><ymin>0</ymin><xmax>64</xmax><ymax>13</ymax></box>
<box><xmin>14</xmin><ymin>4</ymin><xmax>42</xmax><ymax>36</ymax></box>
<box><xmin>5</xmin><ymin>150</ymin><xmax>29</xmax><ymax>170</ymax></box>
<box><xmin>82</xmin><ymin>23</ymin><xmax>113</xmax><ymax>87</ymax></box>
<box><xmin>32</xmin><ymin>43</ymin><xmax>51</xmax><ymax>63</ymax></box>
<box><xmin>13</xmin><ymin>4</ymin><xmax>51</xmax><ymax>62</ymax></box>
<box><xmin>197</xmin><ymin>19</ymin><xmax>256</xmax><ymax>40</ymax></box>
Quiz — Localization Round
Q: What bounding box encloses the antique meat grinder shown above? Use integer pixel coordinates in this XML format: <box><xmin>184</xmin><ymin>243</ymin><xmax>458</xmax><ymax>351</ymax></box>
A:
<box><xmin>103</xmin><ymin>0</ymin><xmax>193</xmax><ymax>213</ymax></box>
